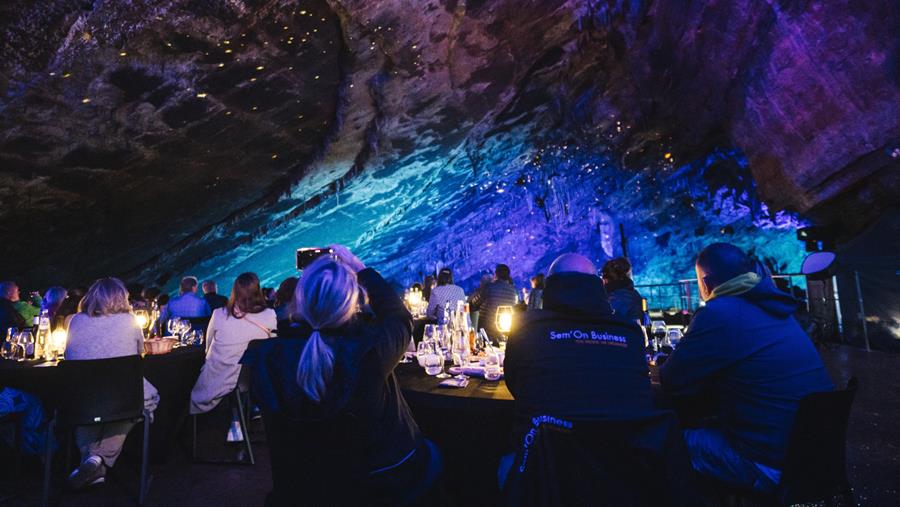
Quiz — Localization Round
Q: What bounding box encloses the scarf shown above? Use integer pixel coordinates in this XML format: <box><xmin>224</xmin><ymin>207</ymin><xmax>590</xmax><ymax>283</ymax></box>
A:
<box><xmin>708</xmin><ymin>272</ymin><xmax>761</xmax><ymax>301</ymax></box>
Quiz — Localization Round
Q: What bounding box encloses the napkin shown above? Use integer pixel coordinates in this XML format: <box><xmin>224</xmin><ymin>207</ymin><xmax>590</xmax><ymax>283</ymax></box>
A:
<box><xmin>448</xmin><ymin>366</ymin><xmax>503</xmax><ymax>379</ymax></box>
<box><xmin>439</xmin><ymin>377</ymin><xmax>469</xmax><ymax>388</ymax></box>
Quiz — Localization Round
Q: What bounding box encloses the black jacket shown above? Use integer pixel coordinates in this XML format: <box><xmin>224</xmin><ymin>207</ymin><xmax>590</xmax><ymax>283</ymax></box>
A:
<box><xmin>470</xmin><ymin>280</ymin><xmax>518</xmax><ymax>340</ymax></box>
<box><xmin>660</xmin><ymin>276</ymin><xmax>833</xmax><ymax>468</ymax></box>
<box><xmin>204</xmin><ymin>292</ymin><xmax>228</xmax><ymax>311</ymax></box>
<box><xmin>505</xmin><ymin>273</ymin><xmax>657</xmax><ymax>436</ymax></box>
<box><xmin>605</xmin><ymin>278</ymin><xmax>644</xmax><ymax>324</ymax></box>
<box><xmin>241</xmin><ymin>268</ymin><xmax>421</xmax><ymax>473</ymax></box>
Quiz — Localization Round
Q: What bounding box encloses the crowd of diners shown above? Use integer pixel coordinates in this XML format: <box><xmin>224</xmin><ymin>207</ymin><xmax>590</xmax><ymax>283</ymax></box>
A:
<box><xmin>0</xmin><ymin>242</ymin><xmax>834</xmax><ymax>505</ymax></box>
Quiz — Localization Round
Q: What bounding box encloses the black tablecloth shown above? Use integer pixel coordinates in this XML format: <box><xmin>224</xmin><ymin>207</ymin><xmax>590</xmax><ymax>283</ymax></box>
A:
<box><xmin>395</xmin><ymin>362</ymin><xmax>515</xmax><ymax>503</ymax></box>
<box><xmin>0</xmin><ymin>347</ymin><xmax>204</xmax><ymax>464</ymax></box>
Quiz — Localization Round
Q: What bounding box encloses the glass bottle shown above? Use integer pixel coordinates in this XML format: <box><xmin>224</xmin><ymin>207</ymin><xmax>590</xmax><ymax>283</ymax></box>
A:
<box><xmin>35</xmin><ymin>309</ymin><xmax>51</xmax><ymax>360</ymax></box>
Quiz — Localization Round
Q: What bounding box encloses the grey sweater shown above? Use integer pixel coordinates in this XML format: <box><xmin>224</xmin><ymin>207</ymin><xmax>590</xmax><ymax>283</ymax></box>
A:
<box><xmin>65</xmin><ymin>313</ymin><xmax>159</xmax><ymax>412</ymax></box>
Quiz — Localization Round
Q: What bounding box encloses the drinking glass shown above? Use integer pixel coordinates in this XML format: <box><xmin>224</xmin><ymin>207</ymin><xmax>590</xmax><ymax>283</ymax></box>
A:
<box><xmin>422</xmin><ymin>346</ymin><xmax>444</xmax><ymax>377</ymax></box>
<box><xmin>484</xmin><ymin>350</ymin><xmax>502</xmax><ymax>381</ymax></box>
<box><xmin>666</xmin><ymin>328</ymin><xmax>683</xmax><ymax>348</ymax></box>
<box><xmin>18</xmin><ymin>330</ymin><xmax>35</xmax><ymax>360</ymax></box>
<box><xmin>184</xmin><ymin>329</ymin><xmax>203</xmax><ymax>347</ymax></box>
<box><xmin>1</xmin><ymin>333</ymin><xmax>16</xmax><ymax>360</ymax></box>
<box><xmin>167</xmin><ymin>318</ymin><xmax>181</xmax><ymax>337</ymax></box>
<box><xmin>416</xmin><ymin>341</ymin><xmax>432</xmax><ymax>368</ymax></box>
<box><xmin>651</xmin><ymin>321</ymin><xmax>667</xmax><ymax>349</ymax></box>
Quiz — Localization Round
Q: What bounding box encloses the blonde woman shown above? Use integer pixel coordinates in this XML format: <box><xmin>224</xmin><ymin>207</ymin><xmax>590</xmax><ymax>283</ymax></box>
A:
<box><xmin>64</xmin><ymin>278</ymin><xmax>159</xmax><ymax>489</ymax></box>
<box><xmin>242</xmin><ymin>245</ymin><xmax>441</xmax><ymax>506</ymax></box>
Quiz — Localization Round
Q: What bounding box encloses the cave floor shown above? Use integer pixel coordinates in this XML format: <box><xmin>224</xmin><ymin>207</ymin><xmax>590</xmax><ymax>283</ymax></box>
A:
<box><xmin>0</xmin><ymin>344</ymin><xmax>897</xmax><ymax>506</ymax></box>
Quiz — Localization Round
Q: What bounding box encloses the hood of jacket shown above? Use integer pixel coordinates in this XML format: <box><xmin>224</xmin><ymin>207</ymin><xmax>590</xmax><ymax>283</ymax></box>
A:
<box><xmin>710</xmin><ymin>272</ymin><xmax>799</xmax><ymax>318</ymax></box>
<box><xmin>542</xmin><ymin>272</ymin><xmax>613</xmax><ymax>318</ymax></box>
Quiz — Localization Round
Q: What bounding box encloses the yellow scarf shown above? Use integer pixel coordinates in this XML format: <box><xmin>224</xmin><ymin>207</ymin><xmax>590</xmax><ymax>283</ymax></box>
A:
<box><xmin>708</xmin><ymin>272</ymin><xmax>761</xmax><ymax>300</ymax></box>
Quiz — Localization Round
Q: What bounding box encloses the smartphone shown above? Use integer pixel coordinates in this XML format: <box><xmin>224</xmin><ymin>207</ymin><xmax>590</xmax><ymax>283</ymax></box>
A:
<box><xmin>296</xmin><ymin>247</ymin><xmax>334</xmax><ymax>270</ymax></box>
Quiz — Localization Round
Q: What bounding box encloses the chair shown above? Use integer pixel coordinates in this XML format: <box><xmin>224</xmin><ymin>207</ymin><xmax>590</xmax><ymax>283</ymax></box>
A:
<box><xmin>718</xmin><ymin>377</ymin><xmax>859</xmax><ymax>507</ymax></box>
<box><xmin>191</xmin><ymin>386</ymin><xmax>255</xmax><ymax>465</ymax></box>
<box><xmin>262</xmin><ymin>410</ymin><xmax>367</xmax><ymax>507</ymax></box>
<box><xmin>187</xmin><ymin>317</ymin><xmax>211</xmax><ymax>333</ymax></box>
<box><xmin>503</xmin><ymin>411</ymin><xmax>699</xmax><ymax>507</ymax></box>
<box><xmin>42</xmin><ymin>355</ymin><xmax>151</xmax><ymax>506</ymax></box>
<box><xmin>0</xmin><ymin>411</ymin><xmax>24</xmax><ymax>497</ymax></box>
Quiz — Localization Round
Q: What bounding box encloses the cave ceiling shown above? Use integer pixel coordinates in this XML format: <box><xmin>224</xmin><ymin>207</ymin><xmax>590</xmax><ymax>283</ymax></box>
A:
<box><xmin>1</xmin><ymin>0</ymin><xmax>898</xmax><ymax>289</ymax></box>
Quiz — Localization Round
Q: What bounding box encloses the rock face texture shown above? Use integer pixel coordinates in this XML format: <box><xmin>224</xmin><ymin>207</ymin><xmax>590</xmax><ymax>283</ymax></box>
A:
<box><xmin>0</xmin><ymin>0</ymin><xmax>897</xmax><ymax>289</ymax></box>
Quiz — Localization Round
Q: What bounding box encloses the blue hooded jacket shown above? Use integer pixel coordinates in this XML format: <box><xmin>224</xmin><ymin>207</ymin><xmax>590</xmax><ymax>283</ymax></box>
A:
<box><xmin>660</xmin><ymin>276</ymin><xmax>834</xmax><ymax>468</ymax></box>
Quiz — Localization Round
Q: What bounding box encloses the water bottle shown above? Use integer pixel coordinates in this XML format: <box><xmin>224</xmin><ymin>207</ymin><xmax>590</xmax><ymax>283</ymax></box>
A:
<box><xmin>35</xmin><ymin>309</ymin><xmax>51</xmax><ymax>360</ymax></box>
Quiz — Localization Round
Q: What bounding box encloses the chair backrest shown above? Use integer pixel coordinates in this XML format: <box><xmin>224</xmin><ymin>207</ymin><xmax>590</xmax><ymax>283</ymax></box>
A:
<box><xmin>55</xmin><ymin>355</ymin><xmax>144</xmax><ymax>426</ymax></box>
<box><xmin>505</xmin><ymin>412</ymin><xmax>698</xmax><ymax>507</ymax></box>
<box><xmin>262</xmin><ymin>409</ymin><xmax>368</xmax><ymax>507</ymax></box>
<box><xmin>187</xmin><ymin>317</ymin><xmax>211</xmax><ymax>332</ymax></box>
<box><xmin>778</xmin><ymin>377</ymin><xmax>858</xmax><ymax>505</ymax></box>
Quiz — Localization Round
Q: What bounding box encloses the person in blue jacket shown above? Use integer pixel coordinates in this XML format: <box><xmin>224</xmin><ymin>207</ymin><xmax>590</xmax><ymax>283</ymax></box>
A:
<box><xmin>660</xmin><ymin>243</ymin><xmax>833</xmax><ymax>493</ymax></box>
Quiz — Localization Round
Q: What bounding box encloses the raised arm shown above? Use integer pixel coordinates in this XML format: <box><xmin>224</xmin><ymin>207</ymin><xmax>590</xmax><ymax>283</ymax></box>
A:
<box><xmin>357</xmin><ymin>268</ymin><xmax>413</xmax><ymax>377</ymax></box>
<box><xmin>330</xmin><ymin>245</ymin><xmax>412</xmax><ymax>378</ymax></box>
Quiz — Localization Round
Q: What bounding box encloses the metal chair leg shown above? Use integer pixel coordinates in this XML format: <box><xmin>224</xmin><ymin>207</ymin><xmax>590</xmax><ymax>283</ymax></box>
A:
<box><xmin>41</xmin><ymin>416</ymin><xmax>55</xmax><ymax>507</ymax></box>
<box><xmin>234</xmin><ymin>390</ymin><xmax>254</xmax><ymax>465</ymax></box>
<box><xmin>139</xmin><ymin>414</ymin><xmax>150</xmax><ymax>505</ymax></box>
<box><xmin>191</xmin><ymin>414</ymin><xmax>198</xmax><ymax>460</ymax></box>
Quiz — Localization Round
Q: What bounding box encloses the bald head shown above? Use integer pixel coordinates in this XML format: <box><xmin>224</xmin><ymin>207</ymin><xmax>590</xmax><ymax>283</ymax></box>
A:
<box><xmin>548</xmin><ymin>253</ymin><xmax>597</xmax><ymax>276</ymax></box>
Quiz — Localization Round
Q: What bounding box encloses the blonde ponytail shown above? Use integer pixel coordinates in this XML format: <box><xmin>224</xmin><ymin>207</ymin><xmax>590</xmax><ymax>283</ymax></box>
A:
<box><xmin>294</xmin><ymin>256</ymin><xmax>360</xmax><ymax>403</ymax></box>
<box><xmin>296</xmin><ymin>330</ymin><xmax>334</xmax><ymax>402</ymax></box>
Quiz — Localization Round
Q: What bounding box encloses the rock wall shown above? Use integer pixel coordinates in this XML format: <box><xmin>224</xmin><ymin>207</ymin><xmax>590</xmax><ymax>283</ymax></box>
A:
<box><xmin>0</xmin><ymin>0</ymin><xmax>897</xmax><ymax>289</ymax></box>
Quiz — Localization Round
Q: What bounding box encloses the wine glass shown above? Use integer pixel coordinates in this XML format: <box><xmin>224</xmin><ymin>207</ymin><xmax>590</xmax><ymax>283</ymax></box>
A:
<box><xmin>18</xmin><ymin>330</ymin><xmax>35</xmax><ymax>360</ymax></box>
<box><xmin>423</xmin><ymin>324</ymin><xmax>436</xmax><ymax>342</ymax></box>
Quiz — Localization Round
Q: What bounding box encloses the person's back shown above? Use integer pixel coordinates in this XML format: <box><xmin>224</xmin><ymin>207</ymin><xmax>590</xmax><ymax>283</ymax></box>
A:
<box><xmin>166</xmin><ymin>292</ymin><xmax>211</xmax><ymax>318</ymax></box>
<box><xmin>204</xmin><ymin>292</ymin><xmax>228</xmax><ymax>311</ymax></box>
<box><xmin>661</xmin><ymin>275</ymin><xmax>833</xmax><ymax>468</ymax></box>
<box><xmin>242</xmin><ymin>247</ymin><xmax>439</xmax><ymax>505</ymax></box>
<box><xmin>660</xmin><ymin>242</ymin><xmax>833</xmax><ymax>493</ymax></box>
<box><xmin>475</xmin><ymin>280</ymin><xmax>517</xmax><ymax>339</ymax></box>
<box><xmin>191</xmin><ymin>273</ymin><xmax>276</xmax><ymax>414</ymax></box>
<box><xmin>66</xmin><ymin>313</ymin><xmax>143</xmax><ymax>359</ymax></box>
<box><xmin>505</xmin><ymin>272</ymin><xmax>656</xmax><ymax>426</ymax></box>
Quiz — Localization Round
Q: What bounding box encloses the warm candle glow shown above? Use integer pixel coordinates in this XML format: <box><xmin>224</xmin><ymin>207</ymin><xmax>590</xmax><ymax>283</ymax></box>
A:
<box><xmin>134</xmin><ymin>310</ymin><xmax>150</xmax><ymax>330</ymax></box>
<box><xmin>51</xmin><ymin>329</ymin><xmax>67</xmax><ymax>355</ymax></box>
<box><xmin>496</xmin><ymin>306</ymin><xmax>513</xmax><ymax>333</ymax></box>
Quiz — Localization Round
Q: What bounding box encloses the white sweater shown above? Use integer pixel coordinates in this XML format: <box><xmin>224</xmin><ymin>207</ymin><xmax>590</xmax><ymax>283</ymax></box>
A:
<box><xmin>189</xmin><ymin>307</ymin><xmax>276</xmax><ymax>414</ymax></box>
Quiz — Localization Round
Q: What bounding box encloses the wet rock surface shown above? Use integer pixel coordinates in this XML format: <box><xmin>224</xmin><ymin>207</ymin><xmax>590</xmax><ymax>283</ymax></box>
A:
<box><xmin>0</xmin><ymin>0</ymin><xmax>897</xmax><ymax>288</ymax></box>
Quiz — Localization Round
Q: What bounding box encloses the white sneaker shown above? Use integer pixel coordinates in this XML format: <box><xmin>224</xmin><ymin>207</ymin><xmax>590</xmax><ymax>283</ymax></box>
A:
<box><xmin>226</xmin><ymin>420</ymin><xmax>244</xmax><ymax>442</ymax></box>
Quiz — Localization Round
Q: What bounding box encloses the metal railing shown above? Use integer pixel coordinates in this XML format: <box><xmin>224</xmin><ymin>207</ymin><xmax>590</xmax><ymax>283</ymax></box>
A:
<box><xmin>635</xmin><ymin>274</ymin><xmax>807</xmax><ymax>313</ymax></box>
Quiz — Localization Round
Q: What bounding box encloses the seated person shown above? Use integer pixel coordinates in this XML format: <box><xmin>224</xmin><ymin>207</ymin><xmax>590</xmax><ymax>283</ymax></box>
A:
<box><xmin>191</xmin><ymin>273</ymin><xmax>276</xmax><ymax>414</ymax></box>
<box><xmin>65</xmin><ymin>278</ymin><xmax>159</xmax><ymax>489</ymax></box>
<box><xmin>160</xmin><ymin>276</ymin><xmax>211</xmax><ymax>326</ymax></box>
<box><xmin>469</xmin><ymin>264</ymin><xmax>518</xmax><ymax>342</ymax></box>
<box><xmin>660</xmin><ymin>243</ymin><xmax>834</xmax><ymax>493</ymax></box>
<box><xmin>201</xmin><ymin>280</ymin><xmax>229</xmax><ymax>311</ymax></box>
<box><xmin>425</xmin><ymin>268</ymin><xmax>466</xmax><ymax>323</ymax></box>
<box><xmin>0</xmin><ymin>281</ymin><xmax>39</xmax><ymax>326</ymax></box>
<box><xmin>242</xmin><ymin>245</ymin><xmax>440</xmax><ymax>506</ymax></box>
<box><xmin>601</xmin><ymin>257</ymin><xmax>644</xmax><ymax>324</ymax></box>
<box><xmin>505</xmin><ymin>253</ymin><xmax>656</xmax><ymax>430</ymax></box>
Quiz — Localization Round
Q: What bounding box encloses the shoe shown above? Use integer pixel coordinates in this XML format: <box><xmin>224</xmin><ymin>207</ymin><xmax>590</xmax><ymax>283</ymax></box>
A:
<box><xmin>67</xmin><ymin>456</ymin><xmax>106</xmax><ymax>490</ymax></box>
